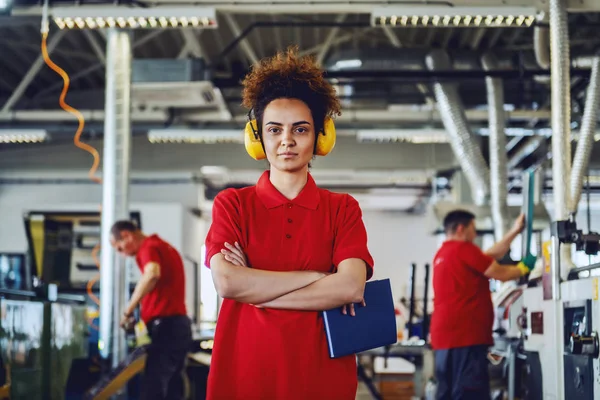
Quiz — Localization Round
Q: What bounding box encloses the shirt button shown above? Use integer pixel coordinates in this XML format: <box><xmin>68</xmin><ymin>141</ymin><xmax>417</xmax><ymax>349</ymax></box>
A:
<box><xmin>286</xmin><ymin>234</ymin><xmax>292</xmax><ymax>239</ymax></box>
<box><xmin>288</xmin><ymin>218</ymin><xmax>293</xmax><ymax>223</ymax></box>
<box><xmin>287</xmin><ymin>203</ymin><xmax>293</xmax><ymax>209</ymax></box>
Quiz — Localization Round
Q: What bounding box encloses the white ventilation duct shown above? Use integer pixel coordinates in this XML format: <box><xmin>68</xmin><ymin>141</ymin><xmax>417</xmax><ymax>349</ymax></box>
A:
<box><xmin>570</xmin><ymin>55</ymin><xmax>600</xmax><ymax>214</ymax></box>
<box><xmin>534</xmin><ymin>12</ymin><xmax>550</xmax><ymax>69</ymax></box>
<box><xmin>425</xmin><ymin>49</ymin><xmax>490</xmax><ymax>206</ymax></box>
<box><xmin>550</xmin><ymin>0</ymin><xmax>575</xmax><ymax>279</ymax></box>
<box><xmin>482</xmin><ymin>52</ymin><xmax>511</xmax><ymax>241</ymax></box>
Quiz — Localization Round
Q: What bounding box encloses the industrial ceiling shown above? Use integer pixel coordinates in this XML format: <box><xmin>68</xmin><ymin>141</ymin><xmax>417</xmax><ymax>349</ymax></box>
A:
<box><xmin>2</xmin><ymin>0</ymin><xmax>600</xmax><ymax>203</ymax></box>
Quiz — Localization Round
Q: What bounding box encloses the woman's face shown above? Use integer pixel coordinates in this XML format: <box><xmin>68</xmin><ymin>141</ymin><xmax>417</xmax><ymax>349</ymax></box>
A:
<box><xmin>261</xmin><ymin>98</ymin><xmax>316</xmax><ymax>174</ymax></box>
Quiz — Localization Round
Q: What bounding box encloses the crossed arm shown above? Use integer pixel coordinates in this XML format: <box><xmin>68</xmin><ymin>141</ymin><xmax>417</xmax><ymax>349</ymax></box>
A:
<box><xmin>210</xmin><ymin>242</ymin><xmax>367</xmax><ymax>311</ymax></box>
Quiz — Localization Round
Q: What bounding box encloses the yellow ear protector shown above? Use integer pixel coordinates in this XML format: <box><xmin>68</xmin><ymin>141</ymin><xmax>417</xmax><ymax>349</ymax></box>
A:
<box><xmin>244</xmin><ymin>110</ymin><xmax>336</xmax><ymax>161</ymax></box>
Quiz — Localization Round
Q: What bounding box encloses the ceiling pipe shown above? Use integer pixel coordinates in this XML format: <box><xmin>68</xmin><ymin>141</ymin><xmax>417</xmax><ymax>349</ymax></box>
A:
<box><xmin>426</xmin><ymin>49</ymin><xmax>490</xmax><ymax>206</ymax></box>
<box><xmin>482</xmin><ymin>52</ymin><xmax>511</xmax><ymax>242</ymax></box>
<box><xmin>571</xmin><ymin>55</ymin><xmax>600</xmax><ymax>214</ymax></box>
<box><xmin>534</xmin><ymin>12</ymin><xmax>551</xmax><ymax>69</ymax></box>
<box><xmin>506</xmin><ymin>136</ymin><xmax>547</xmax><ymax>170</ymax></box>
<box><xmin>550</xmin><ymin>0</ymin><xmax>575</xmax><ymax>280</ymax></box>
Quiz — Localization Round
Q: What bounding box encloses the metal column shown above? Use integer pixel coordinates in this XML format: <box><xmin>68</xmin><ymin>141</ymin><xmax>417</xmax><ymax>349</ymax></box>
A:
<box><xmin>99</xmin><ymin>28</ymin><xmax>132</xmax><ymax>368</ymax></box>
<box><xmin>549</xmin><ymin>0</ymin><xmax>569</xmax><ymax>396</ymax></box>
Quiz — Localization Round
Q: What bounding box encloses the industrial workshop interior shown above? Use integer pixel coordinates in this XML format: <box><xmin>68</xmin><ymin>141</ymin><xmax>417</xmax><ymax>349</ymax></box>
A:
<box><xmin>4</xmin><ymin>0</ymin><xmax>600</xmax><ymax>399</ymax></box>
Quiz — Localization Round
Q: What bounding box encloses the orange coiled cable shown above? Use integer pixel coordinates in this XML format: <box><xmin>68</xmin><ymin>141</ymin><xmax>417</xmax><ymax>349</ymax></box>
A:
<box><xmin>41</xmin><ymin>31</ymin><xmax>102</xmax><ymax>331</ymax></box>
<box><xmin>41</xmin><ymin>31</ymin><xmax>102</xmax><ymax>184</ymax></box>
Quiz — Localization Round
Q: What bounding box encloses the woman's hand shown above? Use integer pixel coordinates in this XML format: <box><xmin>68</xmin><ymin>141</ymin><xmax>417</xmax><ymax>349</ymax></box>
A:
<box><xmin>342</xmin><ymin>300</ymin><xmax>366</xmax><ymax>316</ymax></box>
<box><xmin>221</xmin><ymin>242</ymin><xmax>248</xmax><ymax>267</ymax></box>
<box><xmin>221</xmin><ymin>242</ymin><xmax>262</xmax><ymax>307</ymax></box>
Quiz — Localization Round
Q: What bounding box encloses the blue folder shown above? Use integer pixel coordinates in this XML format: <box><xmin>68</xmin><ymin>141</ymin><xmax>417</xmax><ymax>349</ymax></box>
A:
<box><xmin>322</xmin><ymin>279</ymin><xmax>397</xmax><ymax>358</ymax></box>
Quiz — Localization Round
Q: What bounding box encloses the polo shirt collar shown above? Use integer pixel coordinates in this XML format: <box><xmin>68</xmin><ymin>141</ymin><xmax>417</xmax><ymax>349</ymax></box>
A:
<box><xmin>256</xmin><ymin>170</ymin><xmax>320</xmax><ymax>210</ymax></box>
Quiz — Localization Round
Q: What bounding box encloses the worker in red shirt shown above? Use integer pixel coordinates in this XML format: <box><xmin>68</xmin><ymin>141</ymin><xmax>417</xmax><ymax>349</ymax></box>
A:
<box><xmin>110</xmin><ymin>220</ymin><xmax>192</xmax><ymax>400</ymax></box>
<box><xmin>430</xmin><ymin>209</ymin><xmax>536</xmax><ymax>400</ymax></box>
<box><xmin>203</xmin><ymin>46</ymin><xmax>374</xmax><ymax>400</ymax></box>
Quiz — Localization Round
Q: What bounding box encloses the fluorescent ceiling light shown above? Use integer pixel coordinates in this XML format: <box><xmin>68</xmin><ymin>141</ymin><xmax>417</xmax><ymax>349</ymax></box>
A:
<box><xmin>330</xmin><ymin>59</ymin><xmax>362</xmax><ymax>70</ymax></box>
<box><xmin>0</xmin><ymin>129</ymin><xmax>48</xmax><ymax>143</ymax></box>
<box><xmin>371</xmin><ymin>6</ymin><xmax>536</xmax><ymax>28</ymax></box>
<box><xmin>477</xmin><ymin>127</ymin><xmax>553</xmax><ymax>137</ymax></box>
<box><xmin>357</xmin><ymin>129</ymin><xmax>448</xmax><ymax>144</ymax></box>
<box><xmin>52</xmin><ymin>6</ymin><xmax>217</xmax><ymax>30</ymax></box>
<box><xmin>148</xmin><ymin>129</ymin><xmax>243</xmax><ymax>144</ymax></box>
<box><xmin>0</xmin><ymin>0</ymin><xmax>12</xmax><ymax>16</ymax></box>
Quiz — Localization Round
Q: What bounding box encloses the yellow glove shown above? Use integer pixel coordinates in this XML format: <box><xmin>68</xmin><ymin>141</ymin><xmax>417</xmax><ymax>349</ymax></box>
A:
<box><xmin>517</xmin><ymin>254</ymin><xmax>537</xmax><ymax>276</ymax></box>
<box><xmin>517</xmin><ymin>262</ymin><xmax>530</xmax><ymax>276</ymax></box>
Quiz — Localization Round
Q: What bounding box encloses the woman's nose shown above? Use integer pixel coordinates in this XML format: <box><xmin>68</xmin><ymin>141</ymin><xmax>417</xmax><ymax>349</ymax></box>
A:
<box><xmin>280</xmin><ymin>130</ymin><xmax>295</xmax><ymax>146</ymax></box>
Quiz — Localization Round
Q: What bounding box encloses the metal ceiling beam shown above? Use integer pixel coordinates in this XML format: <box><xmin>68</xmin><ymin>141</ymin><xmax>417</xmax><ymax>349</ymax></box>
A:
<box><xmin>487</xmin><ymin>28</ymin><xmax>505</xmax><ymax>48</ymax></box>
<box><xmin>33</xmin><ymin>30</ymin><xmax>167</xmax><ymax>100</ymax></box>
<box><xmin>179</xmin><ymin>29</ymin><xmax>208</xmax><ymax>60</ymax></box>
<box><xmin>1</xmin><ymin>30</ymin><xmax>66</xmax><ymax>113</ymax></box>
<box><xmin>6</xmin><ymin>27</ymin><xmax>46</xmax><ymax>72</ymax></box>
<box><xmin>213</xmin><ymin>19</ymin><xmax>369</xmax><ymax>67</ymax></box>
<box><xmin>316</xmin><ymin>14</ymin><xmax>348</xmax><ymax>65</ymax></box>
<box><xmin>250</xmin><ymin>14</ymin><xmax>265</xmax><ymax>60</ymax></box>
<box><xmin>78</xmin><ymin>0</ymin><xmax>600</xmax><ymax>13</ymax></box>
<box><xmin>83</xmin><ymin>30</ymin><xmax>106</xmax><ymax>64</ymax></box>
<box><xmin>0</xmin><ymin>77</ymin><xmax>12</xmax><ymax>91</ymax></box>
<box><xmin>12</xmin><ymin>0</ymin><xmax>600</xmax><ymax>17</ymax></box>
<box><xmin>0</xmin><ymin>135</ymin><xmax>457</xmax><ymax>171</ymax></box>
<box><xmin>209</xmin><ymin>67</ymin><xmax>590</xmax><ymax>89</ymax></box>
<box><xmin>378</xmin><ymin>24</ymin><xmax>434</xmax><ymax>106</ymax></box>
<box><xmin>60</xmin><ymin>32</ymin><xmax>98</xmax><ymax>89</ymax></box>
<box><xmin>0</xmin><ymin>50</ymin><xmax>27</xmax><ymax>88</ymax></box>
<box><xmin>300</xmin><ymin>29</ymin><xmax>374</xmax><ymax>57</ymax></box>
<box><xmin>0</xmin><ymin>107</ymin><xmax>552</xmax><ymax>124</ymax></box>
<box><xmin>381</xmin><ymin>26</ymin><xmax>402</xmax><ymax>48</ymax></box>
<box><xmin>470</xmin><ymin>28</ymin><xmax>487</xmax><ymax>50</ymax></box>
<box><xmin>271</xmin><ymin>14</ymin><xmax>284</xmax><ymax>52</ymax></box>
<box><xmin>223</xmin><ymin>13</ymin><xmax>259</xmax><ymax>65</ymax></box>
<box><xmin>177</xmin><ymin>43</ymin><xmax>191</xmax><ymax>59</ymax></box>
<box><xmin>0</xmin><ymin>38</ymin><xmax>98</xmax><ymax>62</ymax></box>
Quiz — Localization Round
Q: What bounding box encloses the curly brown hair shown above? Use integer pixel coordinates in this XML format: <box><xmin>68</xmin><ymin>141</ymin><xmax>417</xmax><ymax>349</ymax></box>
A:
<box><xmin>241</xmin><ymin>46</ymin><xmax>341</xmax><ymax>136</ymax></box>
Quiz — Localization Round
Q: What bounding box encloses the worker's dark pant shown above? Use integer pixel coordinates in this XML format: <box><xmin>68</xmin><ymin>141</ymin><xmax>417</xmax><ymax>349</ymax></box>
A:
<box><xmin>141</xmin><ymin>315</ymin><xmax>192</xmax><ymax>400</ymax></box>
<box><xmin>434</xmin><ymin>345</ymin><xmax>491</xmax><ymax>400</ymax></box>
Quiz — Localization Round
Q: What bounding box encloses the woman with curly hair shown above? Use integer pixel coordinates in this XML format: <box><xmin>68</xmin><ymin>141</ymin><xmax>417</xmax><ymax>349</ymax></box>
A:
<box><xmin>203</xmin><ymin>46</ymin><xmax>374</xmax><ymax>399</ymax></box>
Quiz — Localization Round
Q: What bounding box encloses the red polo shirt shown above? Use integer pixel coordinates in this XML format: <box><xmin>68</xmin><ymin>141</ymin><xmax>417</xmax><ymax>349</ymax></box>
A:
<box><xmin>204</xmin><ymin>171</ymin><xmax>374</xmax><ymax>400</ymax></box>
<box><xmin>430</xmin><ymin>240</ymin><xmax>495</xmax><ymax>350</ymax></box>
<box><xmin>135</xmin><ymin>234</ymin><xmax>187</xmax><ymax>324</ymax></box>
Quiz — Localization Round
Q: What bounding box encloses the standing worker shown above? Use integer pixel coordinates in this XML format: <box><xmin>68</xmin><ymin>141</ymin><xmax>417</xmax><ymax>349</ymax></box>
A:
<box><xmin>203</xmin><ymin>46</ymin><xmax>374</xmax><ymax>399</ymax></box>
<box><xmin>430</xmin><ymin>210</ymin><xmax>536</xmax><ymax>400</ymax></box>
<box><xmin>110</xmin><ymin>220</ymin><xmax>192</xmax><ymax>400</ymax></box>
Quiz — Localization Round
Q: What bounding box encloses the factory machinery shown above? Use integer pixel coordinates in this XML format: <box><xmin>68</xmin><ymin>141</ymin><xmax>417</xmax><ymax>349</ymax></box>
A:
<box><xmin>490</xmin><ymin>215</ymin><xmax>600</xmax><ymax>399</ymax></box>
<box><xmin>0</xmin><ymin>211</ymin><xmax>213</xmax><ymax>399</ymax></box>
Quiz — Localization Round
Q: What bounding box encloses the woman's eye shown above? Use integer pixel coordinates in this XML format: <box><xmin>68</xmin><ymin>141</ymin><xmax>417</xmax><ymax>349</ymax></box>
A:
<box><xmin>268</xmin><ymin>128</ymin><xmax>280</xmax><ymax>134</ymax></box>
<box><xmin>295</xmin><ymin>127</ymin><xmax>308</xmax><ymax>134</ymax></box>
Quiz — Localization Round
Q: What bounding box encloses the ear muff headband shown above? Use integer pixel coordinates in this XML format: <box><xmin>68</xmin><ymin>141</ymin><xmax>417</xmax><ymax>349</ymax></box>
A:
<box><xmin>244</xmin><ymin>116</ymin><xmax>336</xmax><ymax>161</ymax></box>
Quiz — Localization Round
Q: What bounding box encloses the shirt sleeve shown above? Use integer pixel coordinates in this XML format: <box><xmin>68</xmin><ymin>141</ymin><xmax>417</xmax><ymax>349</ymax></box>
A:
<box><xmin>458</xmin><ymin>241</ymin><xmax>494</xmax><ymax>274</ymax></box>
<box><xmin>204</xmin><ymin>189</ymin><xmax>243</xmax><ymax>269</ymax></box>
<box><xmin>332</xmin><ymin>194</ymin><xmax>375</xmax><ymax>280</ymax></box>
<box><xmin>137</xmin><ymin>244</ymin><xmax>161</xmax><ymax>273</ymax></box>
